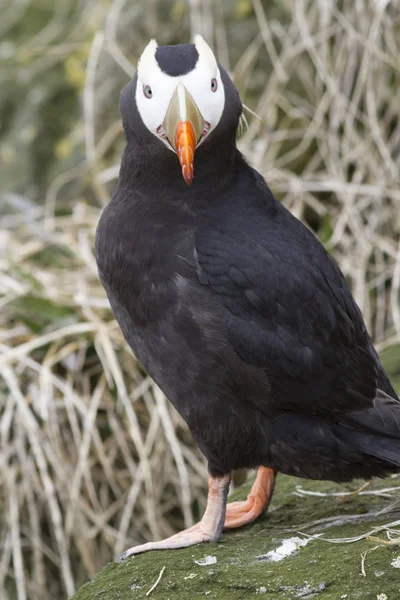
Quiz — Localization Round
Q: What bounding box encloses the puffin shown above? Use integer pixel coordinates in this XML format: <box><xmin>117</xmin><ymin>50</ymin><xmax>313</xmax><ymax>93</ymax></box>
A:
<box><xmin>95</xmin><ymin>36</ymin><xmax>400</xmax><ymax>560</ymax></box>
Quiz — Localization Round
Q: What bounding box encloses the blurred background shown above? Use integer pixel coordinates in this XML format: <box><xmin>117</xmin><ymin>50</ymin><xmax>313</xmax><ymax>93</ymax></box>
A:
<box><xmin>1</xmin><ymin>0</ymin><xmax>400</xmax><ymax>598</ymax></box>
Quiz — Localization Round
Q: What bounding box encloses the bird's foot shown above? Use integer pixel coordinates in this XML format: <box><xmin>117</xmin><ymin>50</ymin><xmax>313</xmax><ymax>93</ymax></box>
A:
<box><xmin>224</xmin><ymin>467</ymin><xmax>275</xmax><ymax>529</ymax></box>
<box><xmin>118</xmin><ymin>474</ymin><xmax>231</xmax><ymax>560</ymax></box>
<box><xmin>119</xmin><ymin>523</ymin><xmax>216</xmax><ymax>561</ymax></box>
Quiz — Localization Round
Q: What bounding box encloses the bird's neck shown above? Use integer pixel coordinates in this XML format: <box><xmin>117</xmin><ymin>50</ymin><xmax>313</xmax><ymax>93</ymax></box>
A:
<box><xmin>117</xmin><ymin>134</ymin><xmax>243</xmax><ymax>204</ymax></box>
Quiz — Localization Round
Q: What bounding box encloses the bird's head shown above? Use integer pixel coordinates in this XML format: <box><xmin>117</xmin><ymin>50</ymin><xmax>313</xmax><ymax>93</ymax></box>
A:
<box><xmin>120</xmin><ymin>36</ymin><xmax>242</xmax><ymax>186</ymax></box>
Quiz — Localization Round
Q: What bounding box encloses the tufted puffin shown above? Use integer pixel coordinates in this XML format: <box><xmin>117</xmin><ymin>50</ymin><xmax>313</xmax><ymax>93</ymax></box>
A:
<box><xmin>95</xmin><ymin>36</ymin><xmax>400</xmax><ymax>560</ymax></box>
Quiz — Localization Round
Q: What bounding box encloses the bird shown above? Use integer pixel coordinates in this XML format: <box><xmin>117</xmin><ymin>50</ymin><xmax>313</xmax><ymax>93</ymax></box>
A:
<box><xmin>95</xmin><ymin>35</ymin><xmax>400</xmax><ymax>560</ymax></box>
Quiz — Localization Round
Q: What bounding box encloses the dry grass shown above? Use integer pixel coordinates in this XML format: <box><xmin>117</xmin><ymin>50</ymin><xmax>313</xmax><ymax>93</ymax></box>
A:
<box><xmin>1</xmin><ymin>0</ymin><xmax>400</xmax><ymax>598</ymax></box>
<box><xmin>0</xmin><ymin>198</ymin><xmax>208</xmax><ymax>600</ymax></box>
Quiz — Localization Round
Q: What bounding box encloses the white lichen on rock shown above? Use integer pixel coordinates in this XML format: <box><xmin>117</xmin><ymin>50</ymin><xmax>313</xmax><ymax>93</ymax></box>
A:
<box><xmin>256</xmin><ymin>537</ymin><xmax>312</xmax><ymax>562</ymax></box>
<box><xmin>194</xmin><ymin>555</ymin><xmax>217</xmax><ymax>566</ymax></box>
<box><xmin>390</xmin><ymin>556</ymin><xmax>400</xmax><ymax>568</ymax></box>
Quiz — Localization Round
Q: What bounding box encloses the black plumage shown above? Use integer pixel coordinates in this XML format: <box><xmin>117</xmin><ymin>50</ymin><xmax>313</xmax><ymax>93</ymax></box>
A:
<box><xmin>96</xmin><ymin>42</ymin><xmax>400</xmax><ymax>554</ymax></box>
<box><xmin>155</xmin><ymin>43</ymin><xmax>199</xmax><ymax>76</ymax></box>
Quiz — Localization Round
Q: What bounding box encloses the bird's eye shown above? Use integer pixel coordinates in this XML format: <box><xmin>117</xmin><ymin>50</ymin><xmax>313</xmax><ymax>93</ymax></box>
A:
<box><xmin>143</xmin><ymin>85</ymin><xmax>153</xmax><ymax>98</ymax></box>
<box><xmin>211</xmin><ymin>78</ymin><xmax>218</xmax><ymax>92</ymax></box>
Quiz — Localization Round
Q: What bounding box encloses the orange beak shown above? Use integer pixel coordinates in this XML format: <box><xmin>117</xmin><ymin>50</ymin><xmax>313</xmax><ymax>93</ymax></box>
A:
<box><xmin>175</xmin><ymin>121</ymin><xmax>196</xmax><ymax>186</ymax></box>
<box><xmin>162</xmin><ymin>84</ymin><xmax>205</xmax><ymax>186</ymax></box>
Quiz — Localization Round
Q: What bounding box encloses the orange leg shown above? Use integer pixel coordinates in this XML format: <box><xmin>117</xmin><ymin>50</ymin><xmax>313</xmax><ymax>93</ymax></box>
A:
<box><xmin>119</xmin><ymin>474</ymin><xmax>231</xmax><ymax>560</ymax></box>
<box><xmin>224</xmin><ymin>467</ymin><xmax>275</xmax><ymax>529</ymax></box>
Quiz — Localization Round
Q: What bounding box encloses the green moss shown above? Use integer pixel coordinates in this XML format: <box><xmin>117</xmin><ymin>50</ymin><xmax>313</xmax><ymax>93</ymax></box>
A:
<box><xmin>71</xmin><ymin>475</ymin><xmax>400</xmax><ymax>600</ymax></box>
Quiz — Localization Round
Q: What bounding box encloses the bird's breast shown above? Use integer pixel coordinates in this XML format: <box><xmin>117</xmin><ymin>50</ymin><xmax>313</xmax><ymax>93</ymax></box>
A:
<box><xmin>96</xmin><ymin>198</ymin><xmax>199</xmax><ymax>368</ymax></box>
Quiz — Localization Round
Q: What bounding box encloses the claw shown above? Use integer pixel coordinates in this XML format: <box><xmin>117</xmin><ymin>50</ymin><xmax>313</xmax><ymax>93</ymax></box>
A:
<box><xmin>118</xmin><ymin>474</ymin><xmax>230</xmax><ymax>558</ymax></box>
<box><xmin>117</xmin><ymin>550</ymin><xmax>130</xmax><ymax>562</ymax></box>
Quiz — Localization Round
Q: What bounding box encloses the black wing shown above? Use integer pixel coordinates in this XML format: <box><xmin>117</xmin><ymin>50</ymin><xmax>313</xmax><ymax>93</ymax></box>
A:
<box><xmin>195</xmin><ymin>183</ymin><xmax>378</xmax><ymax>416</ymax></box>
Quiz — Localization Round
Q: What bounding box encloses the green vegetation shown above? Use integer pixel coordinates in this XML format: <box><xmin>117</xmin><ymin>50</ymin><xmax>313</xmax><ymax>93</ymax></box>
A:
<box><xmin>71</xmin><ymin>474</ymin><xmax>400</xmax><ymax>600</ymax></box>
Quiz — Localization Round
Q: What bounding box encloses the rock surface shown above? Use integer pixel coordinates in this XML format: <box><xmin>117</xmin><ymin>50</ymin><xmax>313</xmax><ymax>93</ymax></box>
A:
<box><xmin>71</xmin><ymin>474</ymin><xmax>400</xmax><ymax>600</ymax></box>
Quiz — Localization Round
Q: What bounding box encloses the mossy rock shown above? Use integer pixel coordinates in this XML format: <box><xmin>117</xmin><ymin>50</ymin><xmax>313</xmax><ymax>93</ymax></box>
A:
<box><xmin>71</xmin><ymin>474</ymin><xmax>400</xmax><ymax>600</ymax></box>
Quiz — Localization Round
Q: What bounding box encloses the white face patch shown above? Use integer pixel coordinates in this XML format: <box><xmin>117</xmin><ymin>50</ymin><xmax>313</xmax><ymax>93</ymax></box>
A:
<box><xmin>135</xmin><ymin>35</ymin><xmax>225</xmax><ymax>151</ymax></box>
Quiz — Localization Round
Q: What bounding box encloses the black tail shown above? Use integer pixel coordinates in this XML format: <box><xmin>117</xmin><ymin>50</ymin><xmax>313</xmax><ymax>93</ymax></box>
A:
<box><xmin>268</xmin><ymin>380</ymin><xmax>400</xmax><ymax>483</ymax></box>
<box><xmin>340</xmin><ymin>389</ymin><xmax>400</xmax><ymax>471</ymax></box>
